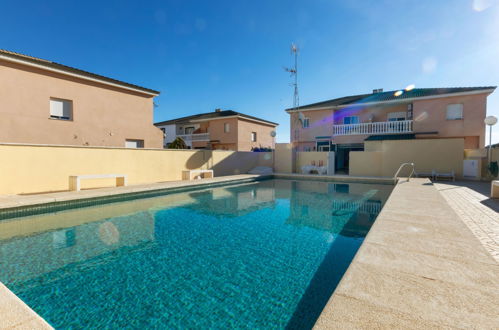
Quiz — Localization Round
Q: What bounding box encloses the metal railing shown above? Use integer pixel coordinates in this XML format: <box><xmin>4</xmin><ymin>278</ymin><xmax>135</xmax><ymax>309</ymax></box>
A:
<box><xmin>394</xmin><ymin>162</ymin><xmax>415</xmax><ymax>182</ymax></box>
<box><xmin>333</xmin><ymin>120</ymin><xmax>413</xmax><ymax>136</ymax></box>
<box><xmin>177</xmin><ymin>133</ymin><xmax>210</xmax><ymax>142</ymax></box>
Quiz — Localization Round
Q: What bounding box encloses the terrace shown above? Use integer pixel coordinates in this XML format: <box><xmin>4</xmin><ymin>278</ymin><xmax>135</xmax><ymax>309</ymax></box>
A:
<box><xmin>333</xmin><ymin>119</ymin><xmax>413</xmax><ymax>136</ymax></box>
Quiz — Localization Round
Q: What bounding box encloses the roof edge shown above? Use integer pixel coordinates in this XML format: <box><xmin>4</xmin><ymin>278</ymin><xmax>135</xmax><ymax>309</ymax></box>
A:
<box><xmin>0</xmin><ymin>50</ymin><xmax>160</xmax><ymax>96</ymax></box>
<box><xmin>286</xmin><ymin>87</ymin><xmax>497</xmax><ymax>112</ymax></box>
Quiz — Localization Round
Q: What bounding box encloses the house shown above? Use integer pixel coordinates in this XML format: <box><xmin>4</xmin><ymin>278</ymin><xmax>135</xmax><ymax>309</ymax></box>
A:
<box><xmin>155</xmin><ymin>109</ymin><xmax>278</xmax><ymax>151</ymax></box>
<box><xmin>0</xmin><ymin>49</ymin><xmax>163</xmax><ymax>148</ymax></box>
<box><xmin>287</xmin><ymin>86</ymin><xmax>496</xmax><ymax>172</ymax></box>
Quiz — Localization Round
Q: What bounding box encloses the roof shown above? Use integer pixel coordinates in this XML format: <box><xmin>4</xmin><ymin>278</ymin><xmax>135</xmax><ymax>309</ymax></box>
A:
<box><xmin>287</xmin><ymin>87</ymin><xmax>496</xmax><ymax>111</ymax></box>
<box><xmin>0</xmin><ymin>49</ymin><xmax>160</xmax><ymax>96</ymax></box>
<box><xmin>154</xmin><ymin>110</ymin><xmax>278</xmax><ymax>126</ymax></box>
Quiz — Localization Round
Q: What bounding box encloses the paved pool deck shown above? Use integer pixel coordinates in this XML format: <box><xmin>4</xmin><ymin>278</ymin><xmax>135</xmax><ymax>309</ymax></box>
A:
<box><xmin>315</xmin><ymin>178</ymin><xmax>498</xmax><ymax>329</ymax></box>
<box><xmin>434</xmin><ymin>180</ymin><xmax>499</xmax><ymax>262</ymax></box>
<box><xmin>0</xmin><ymin>175</ymin><xmax>497</xmax><ymax>329</ymax></box>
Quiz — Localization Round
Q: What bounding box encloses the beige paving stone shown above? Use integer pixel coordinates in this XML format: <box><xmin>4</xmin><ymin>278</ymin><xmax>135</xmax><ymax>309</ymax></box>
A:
<box><xmin>0</xmin><ymin>283</ymin><xmax>52</xmax><ymax>329</ymax></box>
<box><xmin>334</xmin><ymin>262</ymin><xmax>499</xmax><ymax>329</ymax></box>
<box><xmin>434</xmin><ymin>181</ymin><xmax>499</xmax><ymax>263</ymax></box>
<box><xmin>357</xmin><ymin>242</ymin><xmax>499</xmax><ymax>289</ymax></box>
<box><xmin>314</xmin><ymin>294</ymin><xmax>452</xmax><ymax>330</ymax></box>
<box><xmin>365</xmin><ymin>225</ymin><xmax>496</xmax><ymax>265</ymax></box>
<box><xmin>316</xmin><ymin>179</ymin><xmax>499</xmax><ymax>329</ymax></box>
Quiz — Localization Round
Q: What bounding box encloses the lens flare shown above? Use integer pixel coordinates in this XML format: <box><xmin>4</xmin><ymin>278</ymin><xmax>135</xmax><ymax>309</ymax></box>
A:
<box><xmin>394</xmin><ymin>90</ymin><xmax>403</xmax><ymax>97</ymax></box>
<box><xmin>415</xmin><ymin>111</ymin><xmax>428</xmax><ymax>122</ymax></box>
<box><xmin>405</xmin><ymin>84</ymin><xmax>415</xmax><ymax>91</ymax></box>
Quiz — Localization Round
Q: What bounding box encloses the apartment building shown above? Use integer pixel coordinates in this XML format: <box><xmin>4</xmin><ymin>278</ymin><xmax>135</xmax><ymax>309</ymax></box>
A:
<box><xmin>287</xmin><ymin>86</ymin><xmax>496</xmax><ymax>171</ymax></box>
<box><xmin>155</xmin><ymin>109</ymin><xmax>277</xmax><ymax>151</ymax></box>
<box><xmin>0</xmin><ymin>49</ymin><xmax>163</xmax><ymax>148</ymax></box>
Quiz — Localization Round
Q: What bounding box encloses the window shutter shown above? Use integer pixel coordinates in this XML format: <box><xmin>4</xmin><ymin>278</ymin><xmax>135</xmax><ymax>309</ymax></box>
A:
<box><xmin>50</xmin><ymin>100</ymin><xmax>64</xmax><ymax>117</ymax></box>
<box><xmin>446</xmin><ymin>104</ymin><xmax>463</xmax><ymax>120</ymax></box>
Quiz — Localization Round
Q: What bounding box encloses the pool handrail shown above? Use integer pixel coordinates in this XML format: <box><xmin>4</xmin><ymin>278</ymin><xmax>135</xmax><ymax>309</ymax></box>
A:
<box><xmin>394</xmin><ymin>162</ymin><xmax>415</xmax><ymax>182</ymax></box>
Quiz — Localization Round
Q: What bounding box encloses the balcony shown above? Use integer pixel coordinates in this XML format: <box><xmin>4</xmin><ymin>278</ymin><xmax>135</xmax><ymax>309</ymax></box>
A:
<box><xmin>333</xmin><ymin>120</ymin><xmax>413</xmax><ymax>136</ymax></box>
<box><xmin>177</xmin><ymin>133</ymin><xmax>210</xmax><ymax>142</ymax></box>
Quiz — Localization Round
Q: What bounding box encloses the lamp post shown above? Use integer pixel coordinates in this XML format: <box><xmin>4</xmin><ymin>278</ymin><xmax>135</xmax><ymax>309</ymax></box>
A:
<box><xmin>484</xmin><ymin>115</ymin><xmax>498</xmax><ymax>165</ymax></box>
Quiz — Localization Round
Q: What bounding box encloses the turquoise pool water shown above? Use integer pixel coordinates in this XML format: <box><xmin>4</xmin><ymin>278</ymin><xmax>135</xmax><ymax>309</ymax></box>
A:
<box><xmin>0</xmin><ymin>179</ymin><xmax>392</xmax><ymax>329</ymax></box>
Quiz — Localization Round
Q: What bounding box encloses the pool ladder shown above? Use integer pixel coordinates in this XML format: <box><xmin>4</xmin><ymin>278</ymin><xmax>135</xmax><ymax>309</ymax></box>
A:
<box><xmin>393</xmin><ymin>162</ymin><xmax>415</xmax><ymax>182</ymax></box>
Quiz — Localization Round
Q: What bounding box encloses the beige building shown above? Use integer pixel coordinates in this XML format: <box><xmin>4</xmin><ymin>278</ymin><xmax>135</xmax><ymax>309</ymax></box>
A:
<box><xmin>155</xmin><ymin>109</ymin><xmax>277</xmax><ymax>151</ymax></box>
<box><xmin>0</xmin><ymin>49</ymin><xmax>163</xmax><ymax>148</ymax></box>
<box><xmin>287</xmin><ymin>86</ymin><xmax>496</xmax><ymax>171</ymax></box>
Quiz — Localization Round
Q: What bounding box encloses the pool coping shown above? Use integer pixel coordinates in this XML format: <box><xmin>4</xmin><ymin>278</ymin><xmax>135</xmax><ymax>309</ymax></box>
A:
<box><xmin>314</xmin><ymin>178</ymin><xmax>499</xmax><ymax>329</ymax></box>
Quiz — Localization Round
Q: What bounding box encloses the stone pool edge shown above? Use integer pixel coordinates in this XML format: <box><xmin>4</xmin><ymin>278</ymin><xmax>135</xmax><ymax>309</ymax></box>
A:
<box><xmin>314</xmin><ymin>178</ymin><xmax>498</xmax><ymax>329</ymax></box>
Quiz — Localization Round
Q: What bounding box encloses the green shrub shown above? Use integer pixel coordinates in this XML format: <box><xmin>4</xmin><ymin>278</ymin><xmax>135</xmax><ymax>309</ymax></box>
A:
<box><xmin>488</xmin><ymin>161</ymin><xmax>498</xmax><ymax>178</ymax></box>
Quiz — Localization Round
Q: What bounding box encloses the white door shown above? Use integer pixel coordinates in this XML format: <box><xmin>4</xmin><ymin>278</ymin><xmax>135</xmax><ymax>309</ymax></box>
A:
<box><xmin>463</xmin><ymin>160</ymin><xmax>479</xmax><ymax>178</ymax></box>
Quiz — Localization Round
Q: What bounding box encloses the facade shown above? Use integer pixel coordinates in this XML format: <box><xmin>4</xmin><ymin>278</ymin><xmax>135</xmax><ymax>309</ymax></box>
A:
<box><xmin>155</xmin><ymin>110</ymin><xmax>277</xmax><ymax>151</ymax></box>
<box><xmin>0</xmin><ymin>49</ymin><xmax>163</xmax><ymax>148</ymax></box>
<box><xmin>287</xmin><ymin>87</ymin><xmax>496</xmax><ymax>171</ymax></box>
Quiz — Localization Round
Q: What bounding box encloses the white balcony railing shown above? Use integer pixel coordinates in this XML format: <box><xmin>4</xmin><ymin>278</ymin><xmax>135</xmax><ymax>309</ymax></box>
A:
<box><xmin>333</xmin><ymin>120</ymin><xmax>413</xmax><ymax>136</ymax></box>
<box><xmin>177</xmin><ymin>133</ymin><xmax>210</xmax><ymax>142</ymax></box>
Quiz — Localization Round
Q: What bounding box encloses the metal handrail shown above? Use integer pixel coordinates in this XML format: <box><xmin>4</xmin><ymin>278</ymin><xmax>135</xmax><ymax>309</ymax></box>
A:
<box><xmin>394</xmin><ymin>162</ymin><xmax>415</xmax><ymax>182</ymax></box>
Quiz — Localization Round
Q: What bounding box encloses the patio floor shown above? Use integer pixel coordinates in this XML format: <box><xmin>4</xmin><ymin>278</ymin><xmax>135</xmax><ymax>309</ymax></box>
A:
<box><xmin>434</xmin><ymin>180</ymin><xmax>499</xmax><ymax>262</ymax></box>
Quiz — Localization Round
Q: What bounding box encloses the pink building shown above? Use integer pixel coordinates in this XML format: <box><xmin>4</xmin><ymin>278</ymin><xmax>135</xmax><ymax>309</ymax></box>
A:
<box><xmin>287</xmin><ymin>87</ymin><xmax>496</xmax><ymax>172</ymax></box>
<box><xmin>155</xmin><ymin>110</ymin><xmax>277</xmax><ymax>151</ymax></box>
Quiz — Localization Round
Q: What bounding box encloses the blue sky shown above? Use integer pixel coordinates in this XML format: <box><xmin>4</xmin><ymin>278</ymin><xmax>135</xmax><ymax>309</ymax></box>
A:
<box><xmin>1</xmin><ymin>0</ymin><xmax>498</xmax><ymax>143</ymax></box>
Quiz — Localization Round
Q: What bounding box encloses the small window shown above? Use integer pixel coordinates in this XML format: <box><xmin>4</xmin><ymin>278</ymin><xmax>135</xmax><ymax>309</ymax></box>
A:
<box><xmin>303</xmin><ymin>118</ymin><xmax>310</xmax><ymax>128</ymax></box>
<box><xmin>50</xmin><ymin>98</ymin><xmax>72</xmax><ymax>120</ymax></box>
<box><xmin>343</xmin><ymin>116</ymin><xmax>359</xmax><ymax>124</ymax></box>
<box><xmin>251</xmin><ymin>132</ymin><xmax>257</xmax><ymax>142</ymax></box>
<box><xmin>184</xmin><ymin>127</ymin><xmax>195</xmax><ymax>134</ymax></box>
<box><xmin>224</xmin><ymin>123</ymin><xmax>230</xmax><ymax>133</ymax></box>
<box><xmin>125</xmin><ymin>139</ymin><xmax>144</xmax><ymax>148</ymax></box>
<box><xmin>447</xmin><ymin>104</ymin><xmax>463</xmax><ymax>120</ymax></box>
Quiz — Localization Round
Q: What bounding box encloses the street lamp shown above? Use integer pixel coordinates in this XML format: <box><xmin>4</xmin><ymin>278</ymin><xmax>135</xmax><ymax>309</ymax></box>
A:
<box><xmin>484</xmin><ymin>115</ymin><xmax>498</xmax><ymax>165</ymax></box>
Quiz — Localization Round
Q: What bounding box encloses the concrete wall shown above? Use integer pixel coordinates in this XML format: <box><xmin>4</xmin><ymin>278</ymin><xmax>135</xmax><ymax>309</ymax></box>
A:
<box><xmin>0</xmin><ymin>59</ymin><xmax>163</xmax><ymax>148</ymax></box>
<box><xmin>0</xmin><ymin>144</ymin><xmax>272</xmax><ymax>195</ymax></box>
<box><xmin>296</xmin><ymin>152</ymin><xmax>329</xmax><ymax>170</ymax></box>
<box><xmin>274</xmin><ymin>143</ymin><xmax>293</xmax><ymax>173</ymax></box>
<box><xmin>350</xmin><ymin>138</ymin><xmax>465</xmax><ymax>178</ymax></box>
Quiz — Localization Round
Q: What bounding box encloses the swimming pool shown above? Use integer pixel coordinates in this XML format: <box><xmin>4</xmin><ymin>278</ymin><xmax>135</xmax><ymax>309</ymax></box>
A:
<box><xmin>0</xmin><ymin>178</ymin><xmax>392</xmax><ymax>329</ymax></box>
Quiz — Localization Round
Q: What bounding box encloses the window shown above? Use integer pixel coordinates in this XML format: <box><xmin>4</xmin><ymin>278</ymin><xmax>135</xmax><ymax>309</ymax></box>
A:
<box><xmin>387</xmin><ymin>112</ymin><xmax>407</xmax><ymax>121</ymax></box>
<box><xmin>50</xmin><ymin>98</ymin><xmax>72</xmax><ymax>120</ymax></box>
<box><xmin>446</xmin><ymin>104</ymin><xmax>463</xmax><ymax>120</ymax></box>
<box><xmin>184</xmin><ymin>127</ymin><xmax>195</xmax><ymax>134</ymax></box>
<box><xmin>343</xmin><ymin>116</ymin><xmax>359</xmax><ymax>124</ymax></box>
<box><xmin>251</xmin><ymin>132</ymin><xmax>257</xmax><ymax>142</ymax></box>
<box><xmin>125</xmin><ymin>139</ymin><xmax>144</xmax><ymax>148</ymax></box>
<box><xmin>303</xmin><ymin>118</ymin><xmax>310</xmax><ymax>128</ymax></box>
<box><xmin>224</xmin><ymin>123</ymin><xmax>230</xmax><ymax>133</ymax></box>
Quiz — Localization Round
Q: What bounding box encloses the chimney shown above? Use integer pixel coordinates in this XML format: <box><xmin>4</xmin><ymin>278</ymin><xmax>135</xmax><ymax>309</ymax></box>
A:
<box><xmin>215</xmin><ymin>108</ymin><xmax>222</xmax><ymax>112</ymax></box>
<box><xmin>372</xmin><ymin>88</ymin><xmax>383</xmax><ymax>94</ymax></box>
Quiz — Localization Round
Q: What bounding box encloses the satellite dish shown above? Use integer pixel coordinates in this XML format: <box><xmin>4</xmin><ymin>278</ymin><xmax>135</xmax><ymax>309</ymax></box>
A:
<box><xmin>270</xmin><ymin>131</ymin><xmax>276</xmax><ymax>137</ymax></box>
<box><xmin>298</xmin><ymin>112</ymin><xmax>306</xmax><ymax>128</ymax></box>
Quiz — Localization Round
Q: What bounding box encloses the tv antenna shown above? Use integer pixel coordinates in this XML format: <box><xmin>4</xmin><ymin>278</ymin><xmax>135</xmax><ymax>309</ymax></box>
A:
<box><xmin>284</xmin><ymin>43</ymin><xmax>299</xmax><ymax>110</ymax></box>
